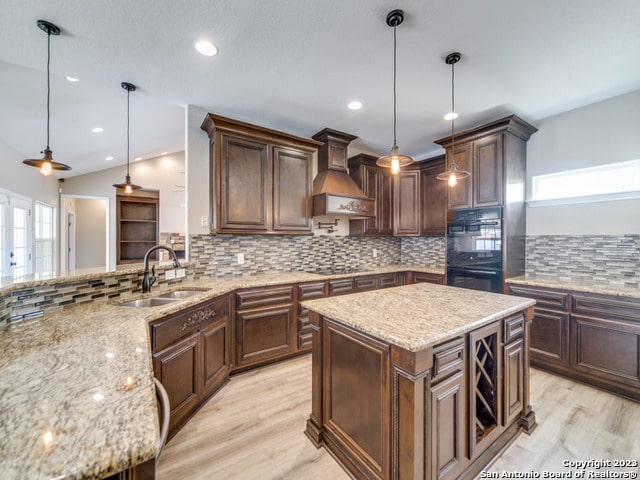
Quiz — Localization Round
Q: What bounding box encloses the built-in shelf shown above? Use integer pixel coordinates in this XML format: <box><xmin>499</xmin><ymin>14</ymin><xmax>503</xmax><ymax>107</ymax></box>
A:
<box><xmin>116</xmin><ymin>191</ymin><xmax>159</xmax><ymax>264</ymax></box>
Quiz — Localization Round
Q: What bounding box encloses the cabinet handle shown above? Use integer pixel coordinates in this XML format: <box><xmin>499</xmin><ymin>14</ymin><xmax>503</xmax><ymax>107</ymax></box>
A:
<box><xmin>181</xmin><ymin>308</ymin><xmax>216</xmax><ymax>331</ymax></box>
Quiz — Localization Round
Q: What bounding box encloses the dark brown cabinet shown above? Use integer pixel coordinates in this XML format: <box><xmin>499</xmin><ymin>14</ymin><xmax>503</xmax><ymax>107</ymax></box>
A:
<box><xmin>234</xmin><ymin>285</ymin><xmax>296</xmax><ymax>370</ymax></box>
<box><xmin>297</xmin><ymin>282</ymin><xmax>327</xmax><ymax>351</ymax></box>
<box><xmin>348</xmin><ymin>154</ymin><xmax>394</xmax><ymax>236</ymax></box>
<box><xmin>394</xmin><ymin>169</ymin><xmax>421</xmax><ymax>236</ymax></box>
<box><xmin>419</xmin><ymin>155</ymin><xmax>447</xmax><ymax>236</ymax></box>
<box><xmin>409</xmin><ymin>271</ymin><xmax>445</xmax><ymax>285</ymax></box>
<box><xmin>150</xmin><ymin>294</ymin><xmax>231</xmax><ymax>438</ymax></box>
<box><xmin>434</xmin><ymin>115</ymin><xmax>537</xmax><ymax>211</ymax></box>
<box><xmin>202</xmin><ymin>113</ymin><xmax>319</xmax><ymax>235</ymax></box>
<box><xmin>508</xmin><ymin>283</ymin><xmax>640</xmax><ymax>401</ymax></box>
<box><xmin>116</xmin><ymin>191</ymin><xmax>159</xmax><ymax>265</ymax></box>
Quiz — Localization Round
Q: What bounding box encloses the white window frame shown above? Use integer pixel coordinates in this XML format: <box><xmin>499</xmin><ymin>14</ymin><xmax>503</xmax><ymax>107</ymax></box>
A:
<box><xmin>34</xmin><ymin>201</ymin><xmax>56</xmax><ymax>274</ymax></box>
<box><xmin>528</xmin><ymin>159</ymin><xmax>640</xmax><ymax>207</ymax></box>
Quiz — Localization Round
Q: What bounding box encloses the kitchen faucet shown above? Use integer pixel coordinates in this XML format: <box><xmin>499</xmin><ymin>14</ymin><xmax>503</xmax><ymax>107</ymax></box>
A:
<box><xmin>142</xmin><ymin>245</ymin><xmax>181</xmax><ymax>293</ymax></box>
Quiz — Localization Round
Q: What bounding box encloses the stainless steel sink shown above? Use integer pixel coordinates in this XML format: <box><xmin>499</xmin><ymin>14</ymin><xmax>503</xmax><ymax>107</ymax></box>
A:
<box><xmin>156</xmin><ymin>290</ymin><xmax>205</xmax><ymax>300</ymax></box>
<box><xmin>118</xmin><ymin>297</ymin><xmax>178</xmax><ymax>308</ymax></box>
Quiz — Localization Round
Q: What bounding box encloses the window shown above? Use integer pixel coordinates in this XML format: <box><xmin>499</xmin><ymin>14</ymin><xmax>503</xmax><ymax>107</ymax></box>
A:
<box><xmin>35</xmin><ymin>202</ymin><xmax>55</xmax><ymax>274</ymax></box>
<box><xmin>529</xmin><ymin>159</ymin><xmax>640</xmax><ymax>206</ymax></box>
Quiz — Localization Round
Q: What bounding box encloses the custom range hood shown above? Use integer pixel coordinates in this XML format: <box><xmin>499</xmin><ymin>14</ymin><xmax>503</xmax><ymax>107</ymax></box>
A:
<box><xmin>311</xmin><ymin>128</ymin><xmax>375</xmax><ymax>218</ymax></box>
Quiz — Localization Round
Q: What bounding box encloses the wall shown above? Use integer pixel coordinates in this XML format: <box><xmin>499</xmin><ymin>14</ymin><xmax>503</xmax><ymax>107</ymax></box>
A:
<box><xmin>74</xmin><ymin>198</ymin><xmax>107</xmax><ymax>269</ymax></box>
<box><xmin>526</xmin><ymin>89</ymin><xmax>640</xmax><ymax>235</ymax></box>
<box><xmin>524</xmin><ymin>89</ymin><xmax>640</xmax><ymax>282</ymax></box>
<box><xmin>62</xmin><ymin>152</ymin><xmax>186</xmax><ymax>269</ymax></box>
<box><xmin>186</xmin><ymin>105</ymin><xmax>211</xmax><ymax>237</ymax></box>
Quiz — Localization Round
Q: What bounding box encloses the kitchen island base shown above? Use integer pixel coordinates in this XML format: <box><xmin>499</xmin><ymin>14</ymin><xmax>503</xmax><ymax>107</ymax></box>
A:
<box><xmin>305</xmin><ymin>303</ymin><xmax>536</xmax><ymax>480</ymax></box>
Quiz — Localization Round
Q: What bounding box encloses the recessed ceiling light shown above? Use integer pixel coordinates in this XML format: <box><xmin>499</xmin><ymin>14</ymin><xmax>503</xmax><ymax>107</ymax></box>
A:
<box><xmin>105</xmin><ymin>156</ymin><xmax>114</xmax><ymax>161</ymax></box>
<box><xmin>347</xmin><ymin>101</ymin><xmax>363</xmax><ymax>110</ymax></box>
<box><xmin>65</xmin><ymin>76</ymin><xmax>79</xmax><ymax>82</ymax></box>
<box><xmin>134</xmin><ymin>157</ymin><xmax>142</xmax><ymax>161</ymax></box>
<box><xmin>161</xmin><ymin>152</ymin><xmax>168</xmax><ymax>155</ymax></box>
<box><xmin>91</xmin><ymin>127</ymin><xmax>103</xmax><ymax>133</ymax></box>
<box><xmin>444</xmin><ymin>112</ymin><xmax>458</xmax><ymax>121</ymax></box>
<box><xmin>195</xmin><ymin>40</ymin><xmax>218</xmax><ymax>56</ymax></box>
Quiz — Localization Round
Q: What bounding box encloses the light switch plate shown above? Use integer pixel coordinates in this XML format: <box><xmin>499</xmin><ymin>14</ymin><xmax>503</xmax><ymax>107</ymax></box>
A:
<box><xmin>165</xmin><ymin>269</ymin><xmax>176</xmax><ymax>280</ymax></box>
<box><xmin>176</xmin><ymin>268</ymin><xmax>186</xmax><ymax>278</ymax></box>
<box><xmin>373</xmin><ymin>249</ymin><xmax>378</xmax><ymax>258</ymax></box>
<box><xmin>200</xmin><ymin>215</ymin><xmax>209</xmax><ymax>228</ymax></box>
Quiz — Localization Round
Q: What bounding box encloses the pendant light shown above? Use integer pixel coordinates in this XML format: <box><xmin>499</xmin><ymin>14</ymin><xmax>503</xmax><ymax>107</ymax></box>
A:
<box><xmin>113</xmin><ymin>82</ymin><xmax>142</xmax><ymax>194</ymax></box>
<box><xmin>437</xmin><ymin>52</ymin><xmax>470</xmax><ymax>187</ymax></box>
<box><xmin>376</xmin><ymin>9</ymin><xmax>414</xmax><ymax>175</ymax></box>
<box><xmin>23</xmin><ymin>20</ymin><xmax>72</xmax><ymax>176</ymax></box>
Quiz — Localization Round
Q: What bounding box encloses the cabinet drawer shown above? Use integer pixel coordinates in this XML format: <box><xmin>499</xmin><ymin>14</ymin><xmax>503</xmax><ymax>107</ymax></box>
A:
<box><xmin>298</xmin><ymin>282</ymin><xmax>326</xmax><ymax>315</ymax></box>
<box><xmin>503</xmin><ymin>313</ymin><xmax>525</xmax><ymax>343</ymax></box>
<box><xmin>328</xmin><ymin>278</ymin><xmax>354</xmax><ymax>296</ymax></box>
<box><xmin>571</xmin><ymin>293</ymin><xmax>640</xmax><ymax>323</ymax></box>
<box><xmin>236</xmin><ymin>285</ymin><xmax>294</xmax><ymax>309</ymax></box>
<box><xmin>432</xmin><ymin>337</ymin><xmax>464</xmax><ymax>383</ymax></box>
<box><xmin>151</xmin><ymin>297</ymin><xmax>229</xmax><ymax>352</ymax></box>
<box><xmin>412</xmin><ymin>272</ymin><xmax>444</xmax><ymax>285</ymax></box>
<box><xmin>377</xmin><ymin>273</ymin><xmax>399</xmax><ymax>289</ymax></box>
<box><xmin>354</xmin><ymin>275</ymin><xmax>376</xmax><ymax>292</ymax></box>
<box><xmin>508</xmin><ymin>285</ymin><xmax>569</xmax><ymax>310</ymax></box>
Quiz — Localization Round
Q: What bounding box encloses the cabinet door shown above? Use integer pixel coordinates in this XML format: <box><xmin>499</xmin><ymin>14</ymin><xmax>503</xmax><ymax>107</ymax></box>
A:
<box><xmin>201</xmin><ymin>319</ymin><xmax>231</xmax><ymax>399</ymax></box>
<box><xmin>530</xmin><ymin>309</ymin><xmax>570</xmax><ymax>367</ymax></box>
<box><xmin>378</xmin><ymin>168</ymin><xmax>394</xmax><ymax>235</ymax></box>
<box><xmin>572</xmin><ymin>314</ymin><xmax>640</xmax><ymax>388</ymax></box>
<box><xmin>153</xmin><ymin>333</ymin><xmax>200</xmax><ymax>435</ymax></box>
<box><xmin>447</xmin><ymin>144</ymin><xmax>472</xmax><ymax>210</ymax></box>
<box><xmin>219</xmin><ymin>133</ymin><xmax>270</xmax><ymax>231</ymax></box>
<box><xmin>420</xmin><ymin>161</ymin><xmax>447</xmax><ymax>236</ymax></box>
<box><xmin>394</xmin><ymin>170</ymin><xmax>420</xmax><ymax>235</ymax></box>
<box><xmin>273</xmin><ymin>146</ymin><xmax>312</xmax><ymax>232</ymax></box>
<box><xmin>473</xmin><ymin>134</ymin><xmax>503</xmax><ymax>207</ymax></box>
<box><xmin>468</xmin><ymin>321</ymin><xmax>502</xmax><ymax>458</ymax></box>
<box><xmin>431</xmin><ymin>371</ymin><xmax>466</xmax><ymax>480</ymax></box>
<box><xmin>235</xmin><ymin>304</ymin><xmax>295</xmax><ymax>369</ymax></box>
<box><xmin>503</xmin><ymin>338</ymin><xmax>524</xmax><ymax>426</ymax></box>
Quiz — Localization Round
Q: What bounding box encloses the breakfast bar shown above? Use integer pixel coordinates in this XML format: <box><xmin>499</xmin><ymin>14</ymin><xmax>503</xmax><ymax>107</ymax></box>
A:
<box><xmin>303</xmin><ymin>283</ymin><xmax>536</xmax><ymax>480</ymax></box>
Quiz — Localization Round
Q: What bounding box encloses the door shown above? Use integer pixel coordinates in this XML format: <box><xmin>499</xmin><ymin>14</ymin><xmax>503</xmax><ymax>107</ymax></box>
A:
<box><xmin>0</xmin><ymin>193</ymin><xmax>33</xmax><ymax>278</ymax></box>
<box><xmin>473</xmin><ymin>134</ymin><xmax>503</xmax><ymax>207</ymax></box>
<box><xmin>447</xmin><ymin>144</ymin><xmax>472</xmax><ymax>210</ymax></box>
<box><xmin>67</xmin><ymin>212</ymin><xmax>76</xmax><ymax>271</ymax></box>
<box><xmin>394</xmin><ymin>170</ymin><xmax>420</xmax><ymax>236</ymax></box>
<box><xmin>272</xmin><ymin>146</ymin><xmax>312</xmax><ymax>232</ymax></box>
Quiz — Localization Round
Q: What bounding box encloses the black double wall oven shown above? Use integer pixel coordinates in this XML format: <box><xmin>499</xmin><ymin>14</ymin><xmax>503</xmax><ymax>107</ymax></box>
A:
<box><xmin>446</xmin><ymin>207</ymin><xmax>503</xmax><ymax>293</ymax></box>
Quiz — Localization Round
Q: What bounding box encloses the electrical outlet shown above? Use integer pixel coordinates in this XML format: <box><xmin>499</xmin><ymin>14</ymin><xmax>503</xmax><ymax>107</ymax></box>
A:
<box><xmin>373</xmin><ymin>249</ymin><xmax>378</xmax><ymax>258</ymax></box>
<box><xmin>237</xmin><ymin>253</ymin><xmax>245</xmax><ymax>265</ymax></box>
<box><xmin>176</xmin><ymin>268</ymin><xmax>186</xmax><ymax>278</ymax></box>
<box><xmin>200</xmin><ymin>215</ymin><xmax>209</xmax><ymax>228</ymax></box>
<box><xmin>165</xmin><ymin>269</ymin><xmax>176</xmax><ymax>280</ymax></box>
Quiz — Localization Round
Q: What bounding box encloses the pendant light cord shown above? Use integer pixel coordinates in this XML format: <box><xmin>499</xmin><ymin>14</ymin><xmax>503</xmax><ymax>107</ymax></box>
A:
<box><xmin>450</xmin><ymin>59</ymin><xmax>457</xmax><ymax>168</ymax></box>
<box><xmin>126</xmin><ymin>88</ymin><xmax>130</xmax><ymax>176</ymax></box>
<box><xmin>46</xmin><ymin>29</ymin><xmax>51</xmax><ymax>150</ymax></box>
<box><xmin>392</xmin><ymin>24</ymin><xmax>397</xmax><ymax>148</ymax></box>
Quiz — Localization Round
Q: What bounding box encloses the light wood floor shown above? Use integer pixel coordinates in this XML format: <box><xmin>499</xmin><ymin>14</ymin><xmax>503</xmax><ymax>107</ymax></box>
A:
<box><xmin>156</xmin><ymin>355</ymin><xmax>640</xmax><ymax>480</ymax></box>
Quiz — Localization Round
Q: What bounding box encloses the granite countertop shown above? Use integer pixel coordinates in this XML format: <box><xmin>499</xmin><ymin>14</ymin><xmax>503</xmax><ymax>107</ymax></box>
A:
<box><xmin>0</xmin><ymin>264</ymin><xmax>444</xmax><ymax>479</ymax></box>
<box><xmin>302</xmin><ymin>283</ymin><xmax>535</xmax><ymax>352</ymax></box>
<box><xmin>0</xmin><ymin>309</ymin><xmax>160</xmax><ymax>479</ymax></box>
<box><xmin>506</xmin><ymin>275</ymin><xmax>639</xmax><ymax>299</ymax></box>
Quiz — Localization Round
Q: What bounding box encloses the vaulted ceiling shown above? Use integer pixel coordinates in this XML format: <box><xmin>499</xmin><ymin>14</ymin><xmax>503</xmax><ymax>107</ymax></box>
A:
<box><xmin>2</xmin><ymin>0</ymin><xmax>639</xmax><ymax>177</ymax></box>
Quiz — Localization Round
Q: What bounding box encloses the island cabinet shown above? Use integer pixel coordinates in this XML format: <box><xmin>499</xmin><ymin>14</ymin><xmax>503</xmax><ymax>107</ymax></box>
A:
<box><xmin>233</xmin><ymin>285</ymin><xmax>297</xmax><ymax>371</ymax></box>
<box><xmin>201</xmin><ymin>113</ymin><xmax>321</xmax><ymax>234</ymax></box>
<box><xmin>150</xmin><ymin>294</ymin><xmax>231</xmax><ymax>439</ymax></box>
<box><xmin>508</xmin><ymin>283</ymin><xmax>640</xmax><ymax>401</ymax></box>
<box><xmin>304</xmin><ymin>284</ymin><xmax>536</xmax><ymax>480</ymax></box>
<box><xmin>297</xmin><ymin>281</ymin><xmax>327</xmax><ymax>350</ymax></box>
<box><xmin>434</xmin><ymin>115</ymin><xmax>537</xmax><ymax>211</ymax></box>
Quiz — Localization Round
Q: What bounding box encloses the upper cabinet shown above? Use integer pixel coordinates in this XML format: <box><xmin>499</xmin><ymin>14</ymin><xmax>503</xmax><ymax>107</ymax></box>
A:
<box><xmin>348</xmin><ymin>154</ymin><xmax>394</xmax><ymax>236</ymax></box>
<box><xmin>202</xmin><ymin>114</ymin><xmax>321</xmax><ymax>235</ymax></box>
<box><xmin>434</xmin><ymin>115</ymin><xmax>537</xmax><ymax>211</ymax></box>
<box><xmin>349</xmin><ymin>154</ymin><xmax>447</xmax><ymax>237</ymax></box>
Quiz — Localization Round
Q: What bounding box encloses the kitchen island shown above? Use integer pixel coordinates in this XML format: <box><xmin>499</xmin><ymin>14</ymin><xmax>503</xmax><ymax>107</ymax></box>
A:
<box><xmin>303</xmin><ymin>283</ymin><xmax>536</xmax><ymax>480</ymax></box>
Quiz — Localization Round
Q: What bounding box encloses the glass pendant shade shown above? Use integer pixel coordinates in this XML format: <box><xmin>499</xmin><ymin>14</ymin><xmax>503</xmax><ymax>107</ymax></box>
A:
<box><xmin>23</xmin><ymin>20</ymin><xmax>72</xmax><ymax>176</ymax></box>
<box><xmin>377</xmin><ymin>144</ymin><xmax>415</xmax><ymax>175</ymax></box>
<box><xmin>376</xmin><ymin>9</ymin><xmax>414</xmax><ymax>175</ymax></box>
<box><xmin>113</xmin><ymin>82</ymin><xmax>142</xmax><ymax>194</ymax></box>
<box><xmin>437</xmin><ymin>52</ymin><xmax>471</xmax><ymax>186</ymax></box>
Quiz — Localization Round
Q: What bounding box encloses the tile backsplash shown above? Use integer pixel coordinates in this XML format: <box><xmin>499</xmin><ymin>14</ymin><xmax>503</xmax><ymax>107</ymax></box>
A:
<box><xmin>526</xmin><ymin>234</ymin><xmax>639</xmax><ymax>287</ymax></box>
<box><xmin>188</xmin><ymin>234</ymin><xmax>447</xmax><ymax>278</ymax></box>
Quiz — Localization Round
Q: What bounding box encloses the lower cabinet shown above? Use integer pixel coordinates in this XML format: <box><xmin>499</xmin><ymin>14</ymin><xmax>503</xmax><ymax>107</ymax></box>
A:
<box><xmin>297</xmin><ymin>282</ymin><xmax>327</xmax><ymax>351</ymax></box>
<box><xmin>508</xmin><ymin>283</ymin><xmax>640</xmax><ymax>401</ymax></box>
<box><xmin>150</xmin><ymin>294</ymin><xmax>231</xmax><ymax>439</ymax></box>
<box><xmin>234</xmin><ymin>285</ymin><xmax>296</xmax><ymax>371</ymax></box>
<box><xmin>410</xmin><ymin>271</ymin><xmax>445</xmax><ymax>285</ymax></box>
